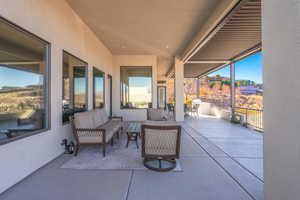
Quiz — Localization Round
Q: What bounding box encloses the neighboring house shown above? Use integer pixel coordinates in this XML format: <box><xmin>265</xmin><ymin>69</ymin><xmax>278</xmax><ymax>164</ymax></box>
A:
<box><xmin>240</xmin><ymin>85</ymin><xmax>261</xmax><ymax>95</ymax></box>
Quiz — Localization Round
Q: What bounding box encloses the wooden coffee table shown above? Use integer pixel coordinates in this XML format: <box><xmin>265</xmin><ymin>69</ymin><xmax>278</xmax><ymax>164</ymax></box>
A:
<box><xmin>124</xmin><ymin>122</ymin><xmax>141</xmax><ymax>148</ymax></box>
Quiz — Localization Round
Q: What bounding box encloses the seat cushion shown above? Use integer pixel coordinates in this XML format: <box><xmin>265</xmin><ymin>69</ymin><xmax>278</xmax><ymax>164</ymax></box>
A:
<box><xmin>100</xmin><ymin>109</ymin><xmax>109</xmax><ymax>123</ymax></box>
<box><xmin>74</xmin><ymin>111</ymin><xmax>95</xmax><ymax>129</ymax></box>
<box><xmin>97</xmin><ymin>120</ymin><xmax>122</xmax><ymax>142</ymax></box>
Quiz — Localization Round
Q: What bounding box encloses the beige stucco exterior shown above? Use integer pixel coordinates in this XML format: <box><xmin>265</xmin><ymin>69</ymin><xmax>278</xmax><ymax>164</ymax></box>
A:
<box><xmin>0</xmin><ymin>0</ymin><xmax>113</xmax><ymax>193</ymax></box>
<box><xmin>0</xmin><ymin>1</ymin><xmax>300</xmax><ymax>200</ymax></box>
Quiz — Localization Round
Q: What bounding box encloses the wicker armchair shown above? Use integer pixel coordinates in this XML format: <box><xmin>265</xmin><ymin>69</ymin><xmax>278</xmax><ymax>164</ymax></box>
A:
<box><xmin>141</xmin><ymin>121</ymin><xmax>181</xmax><ymax>171</ymax></box>
<box><xmin>70</xmin><ymin>109</ymin><xmax>122</xmax><ymax>157</ymax></box>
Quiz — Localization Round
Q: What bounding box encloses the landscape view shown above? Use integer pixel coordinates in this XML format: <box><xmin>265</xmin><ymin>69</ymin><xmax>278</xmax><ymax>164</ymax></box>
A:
<box><xmin>168</xmin><ymin>53</ymin><xmax>263</xmax><ymax>109</ymax></box>
<box><xmin>167</xmin><ymin>52</ymin><xmax>263</xmax><ymax>130</ymax></box>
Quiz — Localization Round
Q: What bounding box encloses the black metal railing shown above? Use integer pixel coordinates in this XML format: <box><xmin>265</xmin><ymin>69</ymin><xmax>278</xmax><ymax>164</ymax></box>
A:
<box><xmin>234</xmin><ymin>107</ymin><xmax>263</xmax><ymax>131</ymax></box>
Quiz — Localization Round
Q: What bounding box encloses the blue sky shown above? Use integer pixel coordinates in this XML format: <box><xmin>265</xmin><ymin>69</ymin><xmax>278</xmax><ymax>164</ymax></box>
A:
<box><xmin>208</xmin><ymin>52</ymin><xmax>263</xmax><ymax>83</ymax></box>
<box><xmin>0</xmin><ymin>52</ymin><xmax>262</xmax><ymax>89</ymax></box>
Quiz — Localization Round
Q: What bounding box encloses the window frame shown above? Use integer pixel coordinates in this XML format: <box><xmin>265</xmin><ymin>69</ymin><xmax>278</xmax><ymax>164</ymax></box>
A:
<box><xmin>120</xmin><ymin>66</ymin><xmax>153</xmax><ymax>110</ymax></box>
<box><xmin>62</xmin><ymin>50</ymin><xmax>88</xmax><ymax>125</ymax></box>
<box><xmin>93</xmin><ymin>67</ymin><xmax>105</xmax><ymax>109</ymax></box>
<box><xmin>0</xmin><ymin>16</ymin><xmax>51</xmax><ymax>145</ymax></box>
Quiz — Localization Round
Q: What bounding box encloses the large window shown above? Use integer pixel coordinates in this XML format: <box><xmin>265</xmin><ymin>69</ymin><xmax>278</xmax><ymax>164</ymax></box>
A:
<box><xmin>62</xmin><ymin>51</ymin><xmax>88</xmax><ymax>123</ymax></box>
<box><xmin>120</xmin><ymin>66</ymin><xmax>152</xmax><ymax>109</ymax></box>
<box><xmin>93</xmin><ymin>67</ymin><xmax>105</xmax><ymax>109</ymax></box>
<box><xmin>0</xmin><ymin>18</ymin><xmax>49</xmax><ymax>143</ymax></box>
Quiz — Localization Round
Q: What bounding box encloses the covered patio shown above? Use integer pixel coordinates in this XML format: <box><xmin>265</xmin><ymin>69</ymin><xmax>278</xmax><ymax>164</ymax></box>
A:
<box><xmin>1</xmin><ymin>0</ymin><xmax>299</xmax><ymax>200</ymax></box>
<box><xmin>0</xmin><ymin>116</ymin><xmax>263</xmax><ymax>200</ymax></box>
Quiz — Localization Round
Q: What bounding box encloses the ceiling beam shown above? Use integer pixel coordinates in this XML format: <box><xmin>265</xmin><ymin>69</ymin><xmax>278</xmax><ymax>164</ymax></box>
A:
<box><xmin>197</xmin><ymin>63</ymin><xmax>229</xmax><ymax>79</ymax></box>
<box><xmin>196</xmin><ymin>43</ymin><xmax>261</xmax><ymax>79</ymax></box>
<box><xmin>186</xmin><ymin>60</ymin><xmax>230</xmax><ymax>64</ymax></box>
<box><xmin>0</xmin><ymin>61</ymin><xmax>42</xmax><ymax>65</ymax></box>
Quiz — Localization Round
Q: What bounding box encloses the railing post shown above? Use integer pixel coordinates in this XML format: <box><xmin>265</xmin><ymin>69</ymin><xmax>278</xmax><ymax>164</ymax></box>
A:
<box><xmin>245</xmin><ymin>108</ymin><xmax>248</xmax><ymax>128</ymax></box>
<box><xmin>230</xmin><ymin>63</ymin><xmax>235</xmax><ymax>118</ymax></box>
<box><xmin>174</xmin><ymin>57</ymin><xmax>184</xmax><ymax>122</ymax></box>
<box><xmin>196</xmin><ymin>77</ymin><xmax>200</xmax><ymax>99</ymax></box>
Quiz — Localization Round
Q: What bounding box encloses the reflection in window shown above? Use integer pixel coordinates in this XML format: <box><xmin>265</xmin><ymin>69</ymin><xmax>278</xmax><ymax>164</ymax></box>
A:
<box><xmin>93</xmin><ymin>67</ymin><xmax>105</xmax><ymax>109</ymax></box>
<box><xmin>0</xmin><ymin>18</ymin><xmax>49</xmax><ymax>142</ymax></box>
<box><xmin>62</xmin><ymin>52</ymin><xmax>87</xmax><ymax>123</ymax></box>
<box><xmin>120</xmin><ymin>66</ymin><xmax>152</xmax><ymax>109</ymax></box>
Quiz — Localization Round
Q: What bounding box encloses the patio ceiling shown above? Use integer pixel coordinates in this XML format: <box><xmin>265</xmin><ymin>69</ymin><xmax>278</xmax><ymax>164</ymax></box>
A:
<box><xmin>66</xmin><ymin>0</ymin><xmax>238</xmax><ymax>79</ymax></box>
<box><xmin>182</xmin><ymin>0</ymin><xmax>261</xmax><ymax>78</ymax></box>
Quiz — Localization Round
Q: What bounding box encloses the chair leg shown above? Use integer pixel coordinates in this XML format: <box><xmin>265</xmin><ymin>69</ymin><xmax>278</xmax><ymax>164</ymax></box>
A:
<box><xmin>111</xmin><ymin>138</ymin><xmax>114</xmax><ymax>146</ymax></box>
<box><xmin>103</xmin><ymin>143</ymin><xmax>106</xmax><ymax>157</ymax></box>
<box><xmin>117</xmin><ymin>130</ymin><xmax>120</xmax><ymax>140</ymax></box>
<box><xmin>126</xmin><ymin>134</ymin><xmax>129</xmax><ymax>148</ymax></box>
<box><xmin>135</xmin><ymin>136</ymin><xmax>139</xmax><ymax>149</ymax></box>
<box><xmin>74</xmin><ymin>145</ymin><xmax>79</xmax><ymax>156</ymax></box>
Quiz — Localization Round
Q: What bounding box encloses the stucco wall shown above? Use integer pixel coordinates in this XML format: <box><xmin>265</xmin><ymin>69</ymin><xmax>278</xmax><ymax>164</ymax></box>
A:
<box><xmin>112</xmin><ymin>55</ymin><xmax>158</xmax><ymax>121</ymax></box>
<box><xmin>263</xmin><ymin>0</ymin><xmax>300</xmax><ymax>199</ymax></box>
<box><xmin>0</xmin><ymin>0</ymin><xmax>113</xmax><ymax>193</ymax></box>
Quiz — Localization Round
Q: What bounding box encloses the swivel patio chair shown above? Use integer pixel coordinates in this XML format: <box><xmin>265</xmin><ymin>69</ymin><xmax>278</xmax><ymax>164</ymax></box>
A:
<box><xmin>141</xmin><ymin>122</ymin><xmax>181</xmax><ymax>171</ymax></box>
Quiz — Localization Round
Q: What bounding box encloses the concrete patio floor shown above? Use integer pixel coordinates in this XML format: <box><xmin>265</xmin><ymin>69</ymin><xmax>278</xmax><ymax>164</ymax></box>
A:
<box><xmin>0</xmin><ymin>115</ymin><xmax>263</xmax><ymax>200</ymax></box>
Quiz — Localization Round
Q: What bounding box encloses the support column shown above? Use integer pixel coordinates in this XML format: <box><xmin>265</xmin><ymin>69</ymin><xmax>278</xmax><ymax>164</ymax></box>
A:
<box><xmin>263</xmin><ymin>1</ymin><xmax>300</xmax><ymax>200</ymax></box>
<box><xmin>230</xmin><ymin>62</ymin><xmax>235</xmax><ymax>112</ymax></box>
<box><xmin>196</xmin><ymin>77</ymin><xmax>200</xmax><ymax>99</ymax></box>
<box><xmin>87</xmin><ymin>66</ymin><xmax>93</xmax><ymax>110</ymax></box>
<box><xmin>175</xmin><ymin>57</ymin><xmax>184</xmax><ymax>121</ymax></box>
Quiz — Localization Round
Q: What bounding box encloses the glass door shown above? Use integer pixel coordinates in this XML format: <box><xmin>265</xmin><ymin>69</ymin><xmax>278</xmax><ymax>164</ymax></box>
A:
<box><xmin>107</xmin><ymin>74</ymin><xmax>112</xmax><ymax>116</ymax></box>
<box><xmin>157</xmin><ymin>86</ymin><xmax>166</xmax><ymax>109</ymax></box>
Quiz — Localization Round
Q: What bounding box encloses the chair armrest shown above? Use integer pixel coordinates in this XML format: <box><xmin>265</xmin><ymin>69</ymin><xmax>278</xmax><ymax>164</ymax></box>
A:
<box><xmin>76</xmin><ymin>128</ymin><xmax>105</xmax><ymax>133</ymax></box>
<box><xmin>109</xmin><ymin>116</ymin><xmax>123</xmax><ymax>121</ymax></box>
<box><xmin>7</xmin><ymin>129</ymin><xmax>39</xmax><ymax>132</ymax></box>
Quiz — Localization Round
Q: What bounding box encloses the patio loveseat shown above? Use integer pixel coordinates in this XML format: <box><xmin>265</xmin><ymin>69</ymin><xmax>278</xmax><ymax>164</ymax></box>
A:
<box><xmin>70</xmin><ymin>109</ymin><xmax>123</xmax><ymax>157</ymax></box>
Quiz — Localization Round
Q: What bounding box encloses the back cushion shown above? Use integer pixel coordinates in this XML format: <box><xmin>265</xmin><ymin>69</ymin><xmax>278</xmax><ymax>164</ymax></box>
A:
<box><xmin>100</xmin><ymin>109</ymin><xmax>109</xmax><ymax>123</ymax></box>
<box><xmin>74</xmin><ymin>112</ymin><xmax>95</xmax><ymax>129</ymax></box>
<box><xmin>148</xmin><ymin>109</ymin><xmax>166</xmax><ymax>121</ymax></box>
<box><xmin>93</xmin><ymin>109</ymin><xmax>104</xmax><ymax>126</ymax></box>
